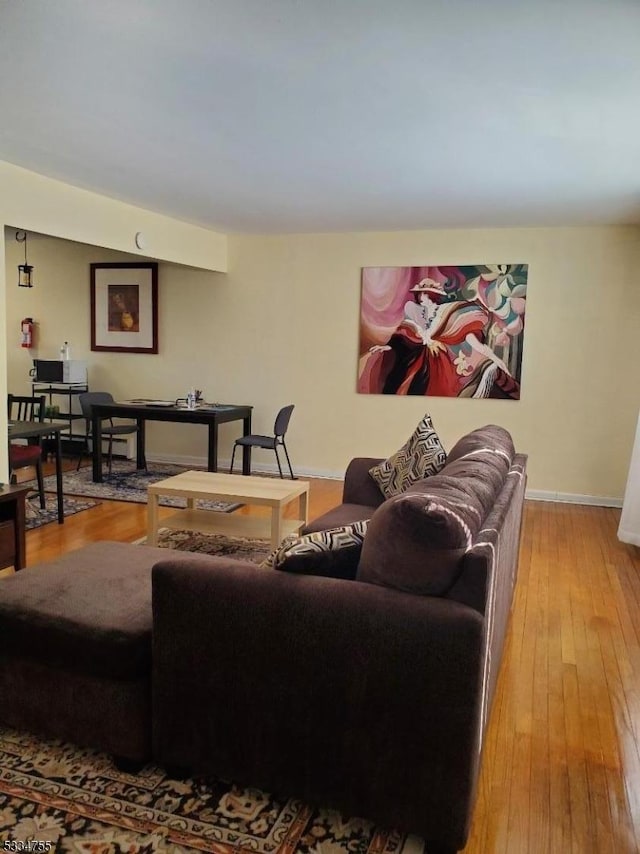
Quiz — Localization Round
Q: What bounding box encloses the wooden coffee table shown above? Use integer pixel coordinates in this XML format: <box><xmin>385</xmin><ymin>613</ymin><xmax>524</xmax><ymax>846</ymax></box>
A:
<box><xmin>146</xmin><ymin>470</ymin><xmax>310</xmax><ymax>548</ymax></box>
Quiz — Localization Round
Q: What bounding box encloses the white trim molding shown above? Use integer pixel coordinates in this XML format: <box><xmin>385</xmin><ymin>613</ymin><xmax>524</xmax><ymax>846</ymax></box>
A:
<box><xmin>147</xmin><ymin>453</ymin><xmax>624</xmax><ymax>507</ymax></box>
<box><xmin>525</xmin><ymin>489</ymin><xmax>622</xmax><ymax>508</ymax></box>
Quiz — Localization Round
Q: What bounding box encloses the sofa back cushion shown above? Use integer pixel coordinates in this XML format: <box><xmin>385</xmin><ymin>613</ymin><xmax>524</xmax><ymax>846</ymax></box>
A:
<box><xmin>357</xmin><ymin>475</ymin><xmax>483</xmax><ymax>595</ymax></box>
<box><xmin>445</xmin><ymin>423</ymin><xmax>515</xmax><ymax>469</ymax></box>
<box><xmin>357</xmin><ymin>425</ymin><xmax>515</xmax><ymax>597</ymax></box>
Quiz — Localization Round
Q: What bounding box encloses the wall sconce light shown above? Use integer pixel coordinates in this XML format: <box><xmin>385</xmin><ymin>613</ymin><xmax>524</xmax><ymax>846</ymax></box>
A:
<box><xmin>16</xmin><ymin>230</ymin><xmax>34</xmax><ymax>288</ymax></box>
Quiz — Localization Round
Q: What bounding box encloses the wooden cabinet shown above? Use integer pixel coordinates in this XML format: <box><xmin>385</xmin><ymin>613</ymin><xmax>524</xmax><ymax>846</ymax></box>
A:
<box><xmin>0</xmin><ymin>484</ymin><xmax>29</xmax><ymax>571</ymax></box>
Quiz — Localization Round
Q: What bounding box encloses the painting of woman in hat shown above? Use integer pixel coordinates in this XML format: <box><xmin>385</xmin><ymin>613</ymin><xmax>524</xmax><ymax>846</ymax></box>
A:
<box><xmin>358</xmin><ymin>266</ymin><xmax>526</xmax><ymax>398</ymax></box>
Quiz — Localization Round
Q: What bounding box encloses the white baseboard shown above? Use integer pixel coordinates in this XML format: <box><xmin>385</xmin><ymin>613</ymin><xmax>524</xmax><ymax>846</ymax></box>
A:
<box><xmin>525</xmin><ymin>489</ymin><xmax>622</xmax><ymax>508</ymax></box>
<box><xmin>147</xmin><ymin>454</ymin><xmax>623</xmax><ymax>507</ymax></box>
<box><xmin>617</xmin><ymin>528</ymin><xmax>640</xmax><ymax>546</ymax></box>
<box><xmin>88</xmin><ymin>436</ymin><xmax>136</xmax><ymax>460</ymax></box>
<box><xmin>147</xmin><ymin>452</ymin><xmax>344</xmax><ymax>480</ymax></box>
<box><xmin>148</xmin><ymin>452</ymin><xmax>210</xmax><ymax>469</ymax></box>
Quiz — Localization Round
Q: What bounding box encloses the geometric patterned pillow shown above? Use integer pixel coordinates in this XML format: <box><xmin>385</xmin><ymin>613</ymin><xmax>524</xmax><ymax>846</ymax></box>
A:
<box><xmin>260</xmin><ymin>520</ymin><xmax>369</xmax><ymax>571</ymax></box>
<box><xmin>368</xmin><ymin>413</ymin><xmax>447</xmax><ymax>498</ymax></box>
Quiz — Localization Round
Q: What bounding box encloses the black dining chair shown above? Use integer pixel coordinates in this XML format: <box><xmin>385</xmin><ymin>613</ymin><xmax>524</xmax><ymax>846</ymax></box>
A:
<box><xmin>7</xmin><ymin>393</ymin><xmax>47</xmax><ymax>508</ymax></box>
<box><xmin>230</xmin><ymin>404</ymin><xmax>296</xmax><ymax>479</ymax></box>
<box><xmin>76</xmin><ymin>392</ymin><xmax>141</xmax><ymax>476</ymax></box>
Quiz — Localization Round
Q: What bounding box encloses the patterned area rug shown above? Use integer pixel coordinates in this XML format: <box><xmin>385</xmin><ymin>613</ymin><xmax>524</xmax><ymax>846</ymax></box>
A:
<box><xmin>24</xmin><ymin>495</ymin><xmax>100</xmax><ymax>530</ymax></box>
<box><xmin>36</xmin><ymin>461</ymin><xmax>241</xmax><ymax>512</ymax></box>
<box><xmin>140</xmin><ymin>528</ymin><xmax>273</xmax><ymax>563</ymax></box>
<box><xmin>0</xmin><ymin>727</ymin><xmax>415</xmax><ymax>854</ymax></box>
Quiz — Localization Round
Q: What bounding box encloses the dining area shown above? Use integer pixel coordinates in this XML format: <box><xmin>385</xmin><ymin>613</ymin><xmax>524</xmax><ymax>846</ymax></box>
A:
<box><xmin>7</xmin><ymin>393</ymin><xmax>67</xmax><ymax>525</ymax></box>
<box><xmin>6</xmin><ymin>391</ymin><xmax>257</xmax><ymax>531</ymax></box>
<box><xmin>4</xmin><ymin>373</ymin><xmax>265</xmax><ymax>556</ymax></box>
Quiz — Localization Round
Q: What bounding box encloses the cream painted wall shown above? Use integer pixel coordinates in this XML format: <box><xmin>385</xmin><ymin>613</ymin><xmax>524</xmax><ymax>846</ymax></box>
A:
<box><xmin>0</xmin><ymin>161</ymin><xmax>227</xmax><ymax>272</ymax></box>
<box><xmin>2</xmin><ymin>169</ymin><xmax>638</xmax><ymax>502</ymax></box>
<box><xmin>4</xmin><ymin>231</ymin><xmax>231</xmax><ymax>467</ymax></box>
<box><xmin>0</xmin><ymin>160</ymin><xmax>228</xmax><ymax>480</ymax></box>
<box><xmin>206</xmin><ymin>226</ymin><xmax>639</xmax><ymax>502</ymax></box>
<box><xmin>0</xmin><ymin>227</ymin><xmax>6</xmax><ymax>482</ymax></box>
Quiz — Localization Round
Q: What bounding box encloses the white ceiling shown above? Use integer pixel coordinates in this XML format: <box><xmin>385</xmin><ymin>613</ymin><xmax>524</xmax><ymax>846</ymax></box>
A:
<box><xmin>1</xmin><ymin>0</ymin><xmax>639</xmax><ymax>234</ymax></box>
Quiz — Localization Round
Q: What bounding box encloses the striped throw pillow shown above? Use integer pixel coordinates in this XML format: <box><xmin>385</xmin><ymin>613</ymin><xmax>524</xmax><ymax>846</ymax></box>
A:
<box><xmin>369</xmin><ymin>413</ymin><xmax>446</xmax><ymax>498</ymax></box>
<box><xmin>260</xmin><ymin>520</ymin><xmax>369</xmax><ymax>571</ymax></box>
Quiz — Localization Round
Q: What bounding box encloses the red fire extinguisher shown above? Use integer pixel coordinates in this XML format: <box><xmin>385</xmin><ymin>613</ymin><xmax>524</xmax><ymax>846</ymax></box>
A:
<box><xmin>21</xmin><ymin>317</ymin><xmax>35</xmax><ymax>349</ymax></box>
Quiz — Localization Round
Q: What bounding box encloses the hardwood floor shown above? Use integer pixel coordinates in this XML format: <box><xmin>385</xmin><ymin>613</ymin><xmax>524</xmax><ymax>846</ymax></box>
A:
<box><xmin>12</xmin><ymin>467</ymin><xmax>640</xmax><ymax>852</ymax></box>
<box><xmin>21</xmin><ymin>466</ymin><xmax>345</xmax><ymax>565</ymax></box>
<box><xmin>469</xmin><ymin>501</ymin><xmax>640</xmax><ymax>854</ymax></box>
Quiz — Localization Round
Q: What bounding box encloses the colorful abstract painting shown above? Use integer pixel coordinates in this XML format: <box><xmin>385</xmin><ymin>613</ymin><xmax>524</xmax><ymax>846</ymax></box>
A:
<box><xmin>358</xmin><ymin>264</ymin><xmax>528</xmax><ymax>399</ymax></box>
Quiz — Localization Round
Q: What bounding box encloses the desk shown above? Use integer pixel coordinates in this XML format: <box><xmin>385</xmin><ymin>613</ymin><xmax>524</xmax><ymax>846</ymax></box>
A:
<box><xmin>8</xmin><ymin>421</ymin><xmax>67</xmax><ymax>524</ymax></box>
<box><xmin>91</xmin><ymin>402</ymin><xmax>253</xmax><ymax>483</ymax></box>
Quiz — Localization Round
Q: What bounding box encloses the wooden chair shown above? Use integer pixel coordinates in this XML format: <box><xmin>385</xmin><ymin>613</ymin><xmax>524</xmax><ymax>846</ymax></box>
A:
<box><xmin>7</xmin><ymin>394</ymin><xmax>47</xmax><ymax>508</ymax></box>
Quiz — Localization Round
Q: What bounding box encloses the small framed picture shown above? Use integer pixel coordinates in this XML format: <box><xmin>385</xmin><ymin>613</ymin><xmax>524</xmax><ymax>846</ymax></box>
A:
<box><xmin>90</xmin><ymin>262</ymin><xmax>158</xmax><ymax>353</ymax></box>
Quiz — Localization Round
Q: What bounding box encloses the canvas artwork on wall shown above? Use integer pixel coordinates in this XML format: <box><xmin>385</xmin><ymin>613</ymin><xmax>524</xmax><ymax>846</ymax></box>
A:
<box><xmin>358</xmin><ymin>264</ymin><xmax>528</xmax><ymax>399</ymax></box>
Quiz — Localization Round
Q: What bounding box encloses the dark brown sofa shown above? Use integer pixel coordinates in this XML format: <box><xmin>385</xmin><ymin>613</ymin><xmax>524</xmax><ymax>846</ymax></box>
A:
<box><xmin>0</xmin><ymin>424</ymin><xmax>526</xmax><ymax>852</ymax></box>
<box><xmin>152</xmin><ymin>425</ymin><xmax>528</xmax><ymax>853</ymax></box>
<box><xmin>0</xmin><ymin>542</ymin><xmax>220</xmax><ymax>765</ymax></box>
<box><xmin>301</xmin><ymin>455</ymin><xmax>386</xmax><ymax>532</ymax></box>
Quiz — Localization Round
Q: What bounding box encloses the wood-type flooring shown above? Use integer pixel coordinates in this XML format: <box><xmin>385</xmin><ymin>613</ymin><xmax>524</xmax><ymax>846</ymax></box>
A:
<box><xmin>9</xmin><ymin>463</ymin><xmax>640</xmax><ymax>853</ymax></box>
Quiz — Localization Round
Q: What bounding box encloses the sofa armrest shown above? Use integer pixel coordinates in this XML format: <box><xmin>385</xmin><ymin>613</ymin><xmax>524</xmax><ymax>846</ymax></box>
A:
<box><xmin>152</xmin><ymin>556</ymin><xmax>485</xmax><ymax>848</ymax></box>
<box><xmin>342</xmin><ymin>456</ymin><xmax>385</xmax><ymax>506</ymax></box>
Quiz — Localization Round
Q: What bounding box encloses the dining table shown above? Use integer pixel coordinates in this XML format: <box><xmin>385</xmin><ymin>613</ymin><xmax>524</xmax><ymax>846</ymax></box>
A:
<box><xmin>8</xmin><ymin>420</ymin><xmax>68</xmax><ymax>524</ymax></box>
<box><xmin>90</xmin><ymin>401</ymin><xmax>254</xmax><ymax>483</ymax></box>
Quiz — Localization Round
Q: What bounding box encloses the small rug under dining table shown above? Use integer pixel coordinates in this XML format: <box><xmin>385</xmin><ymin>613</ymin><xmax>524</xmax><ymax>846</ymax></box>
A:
<box><xmin>24</xmin><ymin>494</ymin><xmax>100</xmax><ymax>530</ymax></box>
<box><xmin>35</xmin><ymin>461</ymin><xmax>242</xmax><ymax>512</ymax></box>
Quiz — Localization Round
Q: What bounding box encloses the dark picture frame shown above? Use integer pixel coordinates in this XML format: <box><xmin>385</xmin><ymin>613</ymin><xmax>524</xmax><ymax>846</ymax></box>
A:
<box><xmin>90</xmin><ymin>262</ymin><xmax>158</xmax><ymax>354</ymax></box>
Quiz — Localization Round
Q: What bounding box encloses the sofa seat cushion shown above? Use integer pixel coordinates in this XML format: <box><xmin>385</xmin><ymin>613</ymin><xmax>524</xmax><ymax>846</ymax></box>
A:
<box><xmin>369</xmin><ymin>413</ymin><xmax>446</xmax><ymax>498</ymax></box>
<box><xmin>261</xmin><ymin>521</ymin><xmax>368</xmax><ymax>579</ymax></box>
<box><xmin>357</xmin><ymin>472</ymin><xmax>490</xmax><ymax>596</ymax></box>
<box><xmin>302</xmin><ymin>503</ymin><xmax>374</xmax><ymax>534</ymax></box>
<box><xmin>0</xmin><ymin>541</ymin><xmax>193</xmax><ymax>680</ymax></box>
